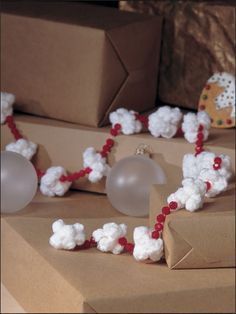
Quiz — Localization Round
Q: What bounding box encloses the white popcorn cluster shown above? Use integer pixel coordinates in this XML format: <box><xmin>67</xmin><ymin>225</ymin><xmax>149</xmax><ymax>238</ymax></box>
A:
<box><xmin>1</xmin><ymin>92</ymin><xmax>15</xmax><ymax>124</ymax></box>
<box><xmin>40</xmin><ymin>166</ymin><xmax>71</xmax><ymax>197</ymax></box>
<box><xmin>182</xmin><ymin>111</ymin><xmax>211</xmax><ymax>143</ymax></box>
<box><xmin>109</xmin><ymin>108</ymin><xmax>142</xmax><ymax>135</ymax></box>
<box><xmin>49</xmin><ymin>219</ymin><xmax>86</xmax><ymax>250</ymax></box>
<box><xmin>133</xmin><ymin>226</ymin><xmax>163</xmax><ymax>262</ymax></box>
<box><xmin>5</xmin><ymin>138</ymin><xmax>37</xmax><ymax>160</ymax></box>
<box><xmin>183</xmin><ymin>152</ymin><xmax>232</xmax><ymax>197</ymax></box>
<box><xmin>208</xmin><ymin>72</ymin><xmax>235</xmax><ymax>118</ymax></box>
<box><xmin>167</xmin><ymin>178</ymin><xmax>207</xmax><ymax>212</ymax></box>
<box><xmin>83</xmin><ymin>147</ymin><xmax>110</xmax><ymax>183</ymax></box>
<box><xmin>148</xmin><ymin>106</ymin><xmax>183</xmax><ymax>138</ymax></box>
<box><xmin>92</xmin><ymin>222</ymin><xmax>127</xmax><ymax>254</ymax></box>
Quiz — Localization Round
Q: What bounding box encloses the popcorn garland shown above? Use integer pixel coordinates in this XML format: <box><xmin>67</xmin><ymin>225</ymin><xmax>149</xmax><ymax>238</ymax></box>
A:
<box><xmin>1</xmin><ymin>92</ymin><xmax>233</xmax><ymax>263</ymax></box>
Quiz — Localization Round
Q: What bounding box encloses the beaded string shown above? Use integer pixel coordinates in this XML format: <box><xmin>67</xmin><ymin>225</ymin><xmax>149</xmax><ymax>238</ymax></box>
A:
<box><xmin>5</xmin><ymin>113</ymin><xmax>223</xmax><ymax>254</ymax></box>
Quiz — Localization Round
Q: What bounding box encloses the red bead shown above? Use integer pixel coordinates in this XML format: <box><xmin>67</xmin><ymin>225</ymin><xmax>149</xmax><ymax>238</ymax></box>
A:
<box><xmin>205</xmin><ymin>181</ymin><xmax>211</xmax><ymax>191</ymax></box>
<box><xmin>125</xmin><ymin>243</ymin><xmax>134</xmax><ymax>253</ymax></box>
<box><xmin>213</xmin><ymin>163</ymin><xmax>221</xmax><ymax>170</ymax></box>
<box><xmin>197</xmin><ymin>132</ymin><xmax>204</xmax><ymax>140</ymax></box>
<box><xmin>102</xmin><ymin>144</ymin><xmax>110</xmax><ymax>152</ymax></box>
<box><xmin>156</xmin><ymin>214</ymin><xmax>165</xmax><ymax>223</ymax></box>
<box><xmin>198</xmin><ymin>124</ymin><xmax>204</xmax><ymax>132</ymax></box>
<box><xmin>226</xmin><ymin>119</ymin><xmax>232</xmax><ymax>125</ymax></box>
<box><xmin>85</xmin><ymin>167</ymin><xmax>92</xmax><ymax>174</ymax></box>
<box><xmin>90</xmin><ymin>236</ymin><xmax>96</xmax><ymax>246</ymax></box>
<box><xmin>100</xmin><ymin>151</ymin><xmax>108</xmax><ymax>158</ymax></box>
<box><xmin>205</xmin><ymin>84</ymin><xmax>211</xmax><ymax>90</ymax></box>
<box><xmin>154</xmin><ymin>223</ymin><xmax>163</xmax><ymax>232</ymax></box>
<box><xmin>196</xmin><ymin>139</ymin><xmax>203</xmax><ymax>147</ymax></box>
<box><xmin>214</xmin><ymin>157</ymin><xmax>222</xmax><ymax>164</ymax></box>
<box><xmin>106</xmin><ymin>138</ymin><xmax>114</xmax><ymax>147</ymax></box>
<box><xmin>162</xmin><ymin>206</ymin><xmax>170</xmax><ymax>215</ymax></box>
<box><xmin>169</xmin><ymin>201</ymin><xmax>178</xmax><ymax>210</ymax></box>
<box><xmin>114</xmin><ymin>123</ymin><xmax>121</xmax><ymax>131</ymax></box>
<box><xmin>60</xmin><ymin>175</ymin><xmax>67</xmax><ymax>182</ymax></box>
<box><xmin>151</xmin><ymin>230</ymin><xmax>160</xmax><ymax>239</ymax></box>
<box><xmin>79</xmin><ymin>170</ymin><xmax>86</xmax><ymax>177</ymax></box>
<box><xmin>195</xmin><ymin>146</ymin><xmax>203</xmax><ymax>154</ymax></box>
<box><xmin>118</xmin><ymin>237</ymin><xmax>127</xmax><ymax>246</ymax></box>
<box><xmin>110</xmin><ymin>129</ymin><xmax>118</xmax><ymax>136</ymax></box>
<box><xmin>199</xmin><ymin>104</ymin><xmax>206</xmax><ymax>111</ymax></box>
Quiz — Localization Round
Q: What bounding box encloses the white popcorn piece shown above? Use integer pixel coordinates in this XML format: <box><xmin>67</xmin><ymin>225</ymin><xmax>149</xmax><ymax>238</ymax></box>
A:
<box><xmin>148</xmin><ymin>106</ymin><xmax>183</xmax><ymax>138</ymax></box>
<box><xmin>92</xmin><ymin>222</ymin><xmax>127</xmax><ymax>254</ymax></box>
<box><xmin>83</xmin><ymin>147</ymin><xmax>110</xmax><ymax>183</ymax></box>
<box><xmin>167</xmin><ymin>178</ymin><xmax>206</xmax><ymax>212</ymax></box>
<box><xmin>183</xmin><ymin>152</ymin><xmax>232</xmax><ymax>197</ymax></box>
<box><xmin>109</xmin><ymin>108</ymin><xmax>142</xmax><ymax>135</ymax></box>
<box><xmin>182</xmin><ymin>111</ymin><xmax>211</xmax><ymax>143</ymax></box>
<box><xmin>40</xmin><ymin>166</ymin><xmax>71</xmax><ymax>197</ymax></box>
<box><xmin>133</xmin><ymin>226</ymin><xmax>163</xmax><ymax>262</ymax></box>
<box><xmin>1</xmin><ymin>92</ymin><xmax>15</xmax><ymax>124</ymax></box>
<box><xmin>5</xmin><ymin>138</ymin><xmax>37</xmax><ymax>160</ymax></box>
<box><xmin>49</xmin><ymin>219</ymin><xmax>86</xmax><ymax>250</ymax></box>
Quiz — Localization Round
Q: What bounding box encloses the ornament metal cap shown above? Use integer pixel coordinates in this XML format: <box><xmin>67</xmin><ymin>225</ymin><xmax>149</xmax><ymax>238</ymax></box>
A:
<box><xmin>135</xmin><ymin>144</ymin><xmax>152</xmax><ymax>158</ymax></box>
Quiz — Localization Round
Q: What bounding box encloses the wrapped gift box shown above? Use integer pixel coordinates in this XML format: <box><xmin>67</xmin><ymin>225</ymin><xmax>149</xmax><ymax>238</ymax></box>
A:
<box><xmin>1</xmin><ymin>191</ymin><xmax>235</xmax><ymax>313</ymax></box>
<box><xmin>1</xmin><ymin>1</ymin><xmax>162</xmax><ymax>127</ymax></box>
<box><xmin>120</xmin><ymin>0</ymin><xmax>235</xmax><ymax>110</ymax></box>
<box><xmin>149</xmin><ymin>182</ymin><xmax>235</xmax><ymax>269</ymax></box>
<box><xmin>1</xmin><ymin>113</ymin><xmax>235</xmax><ymax>194</ymax></box>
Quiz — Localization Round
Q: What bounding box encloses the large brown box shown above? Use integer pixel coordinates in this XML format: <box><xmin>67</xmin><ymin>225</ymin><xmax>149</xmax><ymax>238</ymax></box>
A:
<box><xmin>149</xmin><ymin>182</ymin><xmax>235</xmax><ymax>269</ymax></box>
<box><xmin>1</xmin><ymin>1</ymin><xmax>162</xmax><ymax>127</ymax></box>
<box><xmin>120</xmin><ymin>0</ymin><xmax>235</xmax><ymax>110</ymax></box>
<box><xmin>1</xmin><ymin>191</ymin><xmax>235</xmax><ymax>313</ymax></box>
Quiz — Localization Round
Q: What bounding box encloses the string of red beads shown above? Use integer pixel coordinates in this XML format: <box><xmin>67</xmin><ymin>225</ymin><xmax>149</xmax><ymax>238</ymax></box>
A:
<box><xmin>194</xmin><ymin>124</ymin><xmax>204</xmax><ymax>156</ymax></box>
<box><xmin>5</xmin><ymin>115</ymin><xmax>23</xmax><ymax>140</ymax></box>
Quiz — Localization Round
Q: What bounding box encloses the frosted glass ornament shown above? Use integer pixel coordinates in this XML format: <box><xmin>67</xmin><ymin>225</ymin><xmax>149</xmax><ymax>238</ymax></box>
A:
<box><xmin>106</xmin><ymin>155</ymin><xmax>166</xmax><ymax>217</ymax></box>
<box><xmin>1</xmin><ymin>151</ymin><xmax>38</xmax><ymax>213</ymax></box>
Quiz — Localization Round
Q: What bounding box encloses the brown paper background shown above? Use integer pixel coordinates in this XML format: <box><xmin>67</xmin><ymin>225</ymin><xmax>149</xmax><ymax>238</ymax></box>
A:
<box><xmin>120</xmin><ymin>0</ymin><xmax>236</xmax><ymax>110</ymax></box>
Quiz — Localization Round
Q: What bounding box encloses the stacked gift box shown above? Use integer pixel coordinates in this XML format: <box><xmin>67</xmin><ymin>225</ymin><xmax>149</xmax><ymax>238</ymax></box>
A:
<box><xmin>1</xmin><ymin>1</ymin><xmax>235</xmax><ymax>313</ymax></box>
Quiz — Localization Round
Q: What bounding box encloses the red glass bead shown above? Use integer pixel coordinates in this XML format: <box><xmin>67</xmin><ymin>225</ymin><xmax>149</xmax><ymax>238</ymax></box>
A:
<box><xmin>214</xmin><ymin>157</ymin><xmax>222</xmax><ymax>164</ymax></box>
<box><xmin>110</xmin><ymin>129</ymin><xmax>118</xmax><ymax>136</ymax></box>
<box><xmin>106</xmin><ymin>138</ymin><xmax>114</xmax><ymax>147</ymax></box>
<box><xmin>100</xmin><ymin>151</ymin><xmax>108</xmax><ymax>158</ymax></box>
<box><xmin>60</xmin><ymin>175</ymin><xmax>67</xmax><ymax>182</ymax></box>
<box><xmin>205</xmin><ymin>181</ymin><xmax>211</xmax><ymax>191</ymax></box>
<box><xmin>156</xmin><ymin>214</ymin><xmax>165</xmax><ymax>223</ymax></box>
<box><xmin>197</xmin><ymin>132</ymin><xmax>204</xmax><ymax>140</ymax></box>
<box><xmin>85</xmin><ymin>167</ymin><xmax>92</xmax><ymax>174</ymax></box>
<box><xmin>198</xmin><ymin>124</ymin><xmax>204</xmax><ymax>132</ymax></box>
<box><xmin>103</xmin><ymin>144</ymin><xmax>110</xmax><ymax>152</ymax></box>
<box><xmin>162</xmin><ymin>206</ymin><xmax>170</xmax><ymax>215</ymax></box>
<box><xmin>205</xmin><ymin>84</ymin><xmax>211</xmax><ymax>90</ymax></box>
<box><xmin>226</xmin><ymin>119</ymin><xmax>232</xmax><ymax>125</ymax></box>
<box><xmin>79</xmin><ymin>170</ymin><xmax>86</xmax><ymax>177</ymax></box>
<box><xmin>118</xmin><ymin>237</ymin><xmax>127</xmax><ymax>246</ymax></box>
<box><xmin>114</xmin><ymin>123</ymin><xmax>121</xmax><ymax>131</ymax></box>
<box><xmin>125</xmin><ymin>243</ymin><xmax>134</xmax><ymax>253</ymax></box>
<box><xmin>154</xmin><ymin>223</ymin><xmax>163</xmax><ymax>232</ymax></box>
<box><xmin>196</xmin><ymin>139</ymin><xmax>203</xmax><ymax>147</ymax></box>
<box><xmin>199</xmin><ymin>104</ymin><xmax>206</xmax><ymax>111</ymax></box>
<box><xmin>169</xmin><ymin>201</ymin><xmax>178</xmax><ymax>210</ymax></box>
<box><xmin>213</xmin><ymin>163</ymin><xmax>221</xmax><ymax>170</ymax></box>
<box><xmin>151</xmin><ymin>230</ymin><xmax>160</xmax><ymax>239</ymax></box>
<box><xmin>195</xmin><ymin>146</ymin><xmax>203</xmax><ymax>154</ymax></box>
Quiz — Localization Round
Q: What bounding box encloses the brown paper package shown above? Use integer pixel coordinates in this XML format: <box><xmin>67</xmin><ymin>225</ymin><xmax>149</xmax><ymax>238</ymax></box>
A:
<box><xmin>1</xmin><ymin>113</ymin><xmax>235</xmax><ymax>195</ymax></box>
<box><xmin>120</xmin><ymin>0</ymin><xmax>235</xmax><ymax>110</ymax></box>
<box><xmin>1</xmin><ymin>191</ymin><xmax>235</xmax><ymax>313</ymax></box>
<box><xmin>149</xmin><ymin>180</ymin><xmax>235</xmax><ymax>269</ymax></box>
<box><xmin>1</xmin><ymin>1</ymin><xmax>162</xmax><ymax>127</ymax></box>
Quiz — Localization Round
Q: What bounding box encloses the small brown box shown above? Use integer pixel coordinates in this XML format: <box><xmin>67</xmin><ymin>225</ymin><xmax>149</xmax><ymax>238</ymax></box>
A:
<box><xmin>149</xmin><ymin>182</ymin><xmax>235</xmax><ymax>269</ymax></box>
<box><xmin>1</xmin><ymin>1</ymin><xmax>162</xmax><ymax>127</ymax></box>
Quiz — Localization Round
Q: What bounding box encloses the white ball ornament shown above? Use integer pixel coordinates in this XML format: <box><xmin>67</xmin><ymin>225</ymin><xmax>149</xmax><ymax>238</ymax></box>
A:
<box><xmin>1</xmin><ymin>151</ymin><xmax>38</xmax><ymax>213</ymax></box>
<box><xmin>106</xmin><ymin>155</ymin><xmax>166</xmax><ymax>217</ymax></box>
